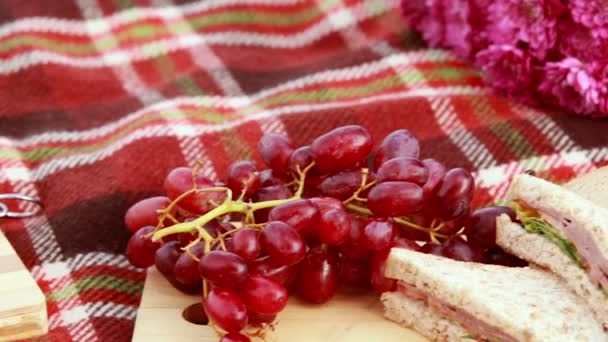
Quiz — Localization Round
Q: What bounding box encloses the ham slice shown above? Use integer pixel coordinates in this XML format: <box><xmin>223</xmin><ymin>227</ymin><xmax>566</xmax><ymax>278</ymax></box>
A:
<box><xmin>397</xmin><ymin>282</ymin><xmax>517</xmax><ymax>342</ymax></box>
<box><xmin>537</xmin><ymin>209</ymin><xmax>608</xmax><ymax>291</ymax></box>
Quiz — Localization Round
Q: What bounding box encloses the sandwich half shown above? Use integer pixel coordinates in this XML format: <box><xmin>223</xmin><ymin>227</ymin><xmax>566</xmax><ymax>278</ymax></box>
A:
<box><xmin>381</xmin><ymin>248</ymin><xmax>605</xmax><ymax>342</ymax></box>
<box><xmin>496</xmin><ymin>173</ymin><xmax>608</xmax><ymax>330</ymax></box>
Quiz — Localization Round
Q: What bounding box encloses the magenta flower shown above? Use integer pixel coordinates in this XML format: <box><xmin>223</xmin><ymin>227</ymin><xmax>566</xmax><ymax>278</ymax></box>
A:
<box><xmin>557</xmin><ymin>17</ymin><xmax>608</xmax><ymax>62</ymax></box>
<box><xmin>402</xmin><ymin>0</ymin><xmax>443</xmax><ymax>47</ymax></box>
<box><xmin>401</xmin><ymin>0</ymin><xmax>490</xmax><ymax>58</ymax></box>
<box><xmin>488</xmin><ymin>0</ymin><xmax>559</xmax><ymax>60</ymax></box>
<box><xmin>539</xmin><ymin>58</ymin><xmax>605</xmax><ymax>115</ymax></box>
<box><xmin>475</xmin><ymin>44</ymin><xmax>536</xmax><ymax>100</ymax></box>
<box><xmin>400</xmin><ymin>0</ymin><xmax>608</xmax><ymax>117</ymax></box>
<box><xmin>569</xmin><ymin>0</ymin><xmax>608</xmax><ymax>39</ymax></box>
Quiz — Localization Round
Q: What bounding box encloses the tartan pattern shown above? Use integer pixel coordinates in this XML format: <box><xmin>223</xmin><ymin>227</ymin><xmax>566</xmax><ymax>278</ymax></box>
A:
<box><xmin>0</xmin><ymin>0</ymin><xmax>607</xmax><ymax>340</ymax></box>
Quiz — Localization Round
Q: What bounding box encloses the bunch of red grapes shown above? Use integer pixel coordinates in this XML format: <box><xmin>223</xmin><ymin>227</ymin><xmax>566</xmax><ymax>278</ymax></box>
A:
<box><xmin>124</xmin><ymin>125</ymin><xmax>525</xmax><ymax>342</ymax></box>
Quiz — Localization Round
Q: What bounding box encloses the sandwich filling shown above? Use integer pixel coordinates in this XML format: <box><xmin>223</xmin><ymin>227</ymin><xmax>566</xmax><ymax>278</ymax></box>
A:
<box><xmin>512</xmin><ymin>201</ymin><xmax>608</xmax><ymax>294</ymax></box>
<box><xmin>397</xmin><ymin>282</ymin><xmax>517</xmax><ymax>342</ymax></box>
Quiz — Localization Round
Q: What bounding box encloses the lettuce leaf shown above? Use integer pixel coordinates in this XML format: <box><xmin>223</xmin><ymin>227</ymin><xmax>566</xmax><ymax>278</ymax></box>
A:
<box><xmin>510</xmin><ymin>201</ymin><xmax>584</xmax><ymax>269</ymax></box>
<box><xmin>520</xmin><ymin>218</ymin><xmax>584</xmax><ymax>269</ymax></box>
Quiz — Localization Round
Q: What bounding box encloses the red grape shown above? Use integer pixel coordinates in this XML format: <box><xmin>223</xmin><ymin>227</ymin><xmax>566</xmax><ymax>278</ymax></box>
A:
<box><xmin>429</xmin><ymin>168</ymin><xmax>475</xmax><ymax>220</ymax></box>
<box><xmin>339</xmin><ymin>215</ymin><xmax>370</xmax><ymax>259</ymax></box>
<box><xmin>126</xmin><ymin>226</ymin><xmax>162</xmax><ymax>268</ymax></box>
<box><xmin>227</xmin><ymin>161</ymin><xmax>260</xmax><ymax>199</ymax></box>
<box><xmin>240</xmin><ymin>275</ymin><xmax>288</xmax><ymax>315</ymax></box>
<box><xmin>374</xmin><ymin>129</ymin><xmax>420</xmax><ymax>170</ymax></box>
<box><xmin>397</xmin><ymin>213</ymin><xmax>433</xmax><ymax>241</ymax></box>
<box><xmin>261</xmin><ymin>222</ymin><xmax>306</xmax><ymax>266</ymax></box>
<box><xmin>257</xmin><ymin>133</ymin><xmax>294</xmax><ymax>175</ymax></box>
<box><xmin>164</xmin><ymin>167</ymin><xmax>225</xmax><ymax>214</ymax></box>
<box><xmin>438</xmin><ymin>216</ymin><xmax>467</xmax><ymax>236</ymax></box>
<box><xmin>370</xmin><ymin>249</ymin><xmax>396</xmax><ymax>293</ymax></box>
<box><xmin>367</xmin><ymin>182</ymin><xmax>423</xmax><ymax>217</ymax></box>
<box><xmin>418</xmin><ymin>242</ymin><xmax>443</xmax><ymax>256</ymax></box>
<box><xmin>155</xmin><ymin>241</ymin><xmax>182</xmax><ymax>277</ymax></box>
<box><xmin>229</xmin><ymin>228</ymin><xmax>261</xmax><ymax>262</ymax></box>
<box><xmin>482</xmin><ymin>247</ymin><xmax>528</xmax><ymax>267</ymax></box>
<box><xmin>421</xmin><ymin>158</ymin><xmax>446</xmax><ymax>202</ymax></box>
<box><xmin>465</xmin><ymin>206</ymin><xmax>516</xmax><ymax>249</ymax></box>
<box><xmin>318</xmin><ymin>208</ymin><xmax>351</xmax><ymax>245</ymax></box>
<box><xmin>339</xmin><ymin>258</ymin><xmax>370</xmax><ymax>288</ymax></box>
<box><xmin>309</xmin><ymin>197</ymin><xmax>345</xmax><ymax>213</ymax></box>
<box><xmin>311</xmin><ymin>125</ymin><xmax>373</xmax><ymax>173</ymax></box>
<box><xmin>391</xmin><ymin>237</ymin><xmax>419</xmax><ymax>250</ymax></box>
<box><xmin>203</xmin><ymin>288</ymin><xmax>248</xmax><ymax>333</ymax></box>
<box><xmin>249</xmin><ymin>256</ymin><xmax>293</xmax><ymax>285</ymax></box>
<box><xmin>289</xmin><ymin>145</ymin><xmax>321</xmax><ymax>176</ymax></box>
<box><xmin>177</xmin><ymin>231</ymin><xmax>199</xmax><ymax>247</ymax></box>
<box><xmin>376</xmin><ymin>157</ymin><xmax>428</xmax><ymax>185</ymax></box>
<box><xmin>363</xmin><ymin>219</ymin><xmax>396</xmax><ymax>250</ymax></box>
<box><xmin>441</xmin><ymin>238</ymin><xmax>482</xmax><ymax>262</ymax></box>
<box><xmin>201</xmin><ymin>220</ymin><xmax>234</xmax><ymax>238</ymax></box>
<box><xmin>297</xmin><ymin>247</ymin><xmax>339</xmax><ymax>304</ymax></box>
<box><xmin>248</xmin><ymin>311</ymin><xmax>276</xmax><ymax>325</ymax></box>
<box><xmin>168</xmin><ymin>277</ymin><xmax>201</xmax><ymax>294</ymax></box>
<box><xmin>199</xmin><ymin>251</ymin><xmax>248</xmax><ymax>289</ymax></box>
<box><xmin>174</xmin><ymin>242</ymin><xmax>204</xmax><ymax>286</ymax></box>
<box><xmin>252</xmin><ymin>185</ymin><xmax>294</xmax><ymax>222</ymax></box>
<box><xmin>268</xmin><ymin>199</ymin><xmax>320</xmax><ymax>232</ymax></box>
<box><xmin>258</xmin><ymin>169</ymin><xmax>288</xmax><ymax>187</ymax></box>
<box><xmin>319</xmin><ymin>170</ymin><xmax>363</xmax><ymax>200</ymax></box>
<box><xmin>218</xmin><ymin>221</ymin><xmax>237</xmax><ymax>234</ymax></box>
<box><xmin>220</xmin><ymin>333</ymin><xmax>251</xmax><ymax>342</ymax></box>
<box><xmin>124</xmin><ymin>196</ymin><xmax>171</xmax><ymax>233</ymax></box>
<box><xmin>369</xmin><ymin>237</ymin><xmax>418</xmax><ymax>293</ymax></box>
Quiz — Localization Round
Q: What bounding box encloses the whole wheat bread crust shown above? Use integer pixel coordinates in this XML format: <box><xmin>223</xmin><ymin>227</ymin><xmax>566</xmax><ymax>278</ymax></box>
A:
<box><xmin>496</xmin><ymin>214</ymin><xmax>608</xmax><ymax>331</ymax></box>
<box><xmin>381</xmin><ymin>292</ymin><xmax>468</xmax><ymax>342</ymax></box>
<box><xmin>507</xmin><ymin>174</ymin><xmax>608</xmax><ymax>257</ymax></box>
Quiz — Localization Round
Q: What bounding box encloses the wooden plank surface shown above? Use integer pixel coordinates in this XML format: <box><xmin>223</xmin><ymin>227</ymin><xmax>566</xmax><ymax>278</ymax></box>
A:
<box><xmin>133</xmin><ymin>166</ymin><xmax>608</xmax><ymax>342</ymax></box>
<box><xmin>0</xmin><ymin>231</ymin><xmax>47</xmax><ymax>341</ymax></box>
<box><xmin>133</xmin><ymin>268</ymin><xmax>426</xmax><ymax>342</ymax></box>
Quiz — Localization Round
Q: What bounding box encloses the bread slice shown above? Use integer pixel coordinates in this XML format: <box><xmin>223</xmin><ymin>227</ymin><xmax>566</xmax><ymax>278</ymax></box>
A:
<box><xmin>496</xmin><ymin>214</ymin><xmax>608</xmax><ymax>331</ymax></box>
<box><xmin>565</xmin><ymin>166</ymin><xmax>608</xmax><ymax>209</ymax></box>
<box><xmin>506</xmin><ymin>173</ymin><xmax>608</xmax><ymax>257</ymax></box>
<box><xmin>382</xmin><ymin>248</ymin><xmax>606</xmax><ymax>342</ymax></box>
<box><xmin>382</xmin><ymin>292</ymin><xmax>468</xmax><ymax>342</ymax></box>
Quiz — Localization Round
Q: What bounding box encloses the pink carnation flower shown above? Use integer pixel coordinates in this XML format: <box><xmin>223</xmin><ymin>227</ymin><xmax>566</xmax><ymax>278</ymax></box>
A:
<box><xmin>475</xmin><ymin>44</ymin><xmax>536</xmax><ymax>100</ymax></box>
<box><xmin>399</xmin><ymin>0</ymin><xmax>608</xmax><ymax>117</ymax></box>
<box><xmin>402</xmin><ymin>0</ymin><xmax>443</xmax><ymax>47</ymax></box>
<box><xmin>488</xmin><ymin>0</ymin><xmax>559</xmax><ymax>60</ymax></box>
<box><xmin>539</xmin><ymin>58</ymin><xmax>606</xmax><ymax>115</ymax></box>
<box><xmin>569</xmin><ymin>0</ymin><xmax>608</xmax><ymax>39</ymax></box>
<box><xmin>401</xmin><ymin>0</ymin><xmax>490</xmax><ymax>58</ymax></box>
<box><xmin>557</xmin><ymin>17</ymin><xmax>608</xmax><ymax>62</ymax></box>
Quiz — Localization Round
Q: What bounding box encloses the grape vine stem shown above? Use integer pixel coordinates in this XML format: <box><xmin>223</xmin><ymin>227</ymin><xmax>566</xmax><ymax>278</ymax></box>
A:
<box><xmin>344</xmin><ymin>203</ymin><xmax>449</xmax><ymax>240</ymax></box>
<box><xmin>150</xmin><ymin>163</ymin><xmax>315</xmax><ymax>242</ymax></box>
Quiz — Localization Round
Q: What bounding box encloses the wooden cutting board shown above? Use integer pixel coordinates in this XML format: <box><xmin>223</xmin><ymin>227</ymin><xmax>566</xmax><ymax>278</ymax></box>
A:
<box><xmin>132</xmin><ymin>166</ymin><xmax>608</xmax><ymax>342</ymax></box>
<box><xmin>132</xmin><ymin>267</ymin><xmax>426</xmax><ymax>342</ymax></box>
<box><xmin>0</xmin><ymin>231</ymin><xmax>47</xmax><ymax>341</ymax></box>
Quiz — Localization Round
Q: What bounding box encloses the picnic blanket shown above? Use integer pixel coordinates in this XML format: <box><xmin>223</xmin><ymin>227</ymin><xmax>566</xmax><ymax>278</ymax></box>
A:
<box><xmin>0</xmin><ymin>0</ymin><xmax>607</xmax><ymax>341</ymax></box>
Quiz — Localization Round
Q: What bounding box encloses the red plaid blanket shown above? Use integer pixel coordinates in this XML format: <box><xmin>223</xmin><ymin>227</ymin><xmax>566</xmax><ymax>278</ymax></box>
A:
<box><xmin>0</xmin><ymin>0</ymin><xmax>607</xmax><ymax>341</ymax></box>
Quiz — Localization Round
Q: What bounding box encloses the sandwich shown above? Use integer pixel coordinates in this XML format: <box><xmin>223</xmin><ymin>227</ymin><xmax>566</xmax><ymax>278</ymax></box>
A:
<box><xmin>564</xmin><ymin>166</ymin><xmax>608</xmax><ymax>208</ymax></box>
<box><xmin>381</xmin><ymin>248</ymin><xmax>605</xmax><ymax>341</ymax></box>
<box><xmin>496</xmin><ymin>173</ymin><xmax>608</xmax><ymax>330</ymax></box>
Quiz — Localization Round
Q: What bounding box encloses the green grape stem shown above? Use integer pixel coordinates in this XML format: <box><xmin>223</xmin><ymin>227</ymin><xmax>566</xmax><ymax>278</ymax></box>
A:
<box><xmin>151</xmin><ymin>163</ymin><xmax>315</xmax><ymax>242</ymax></box>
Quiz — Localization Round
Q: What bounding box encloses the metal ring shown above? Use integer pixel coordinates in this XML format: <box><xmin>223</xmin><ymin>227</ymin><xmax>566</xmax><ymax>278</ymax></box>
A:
<box><xmin>0</xmin><ymin>193</ymin><xmax>44</xmax><ymax>218</ymax></box>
